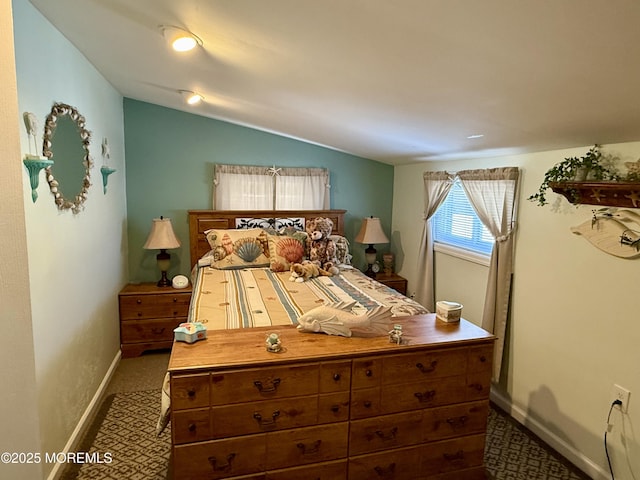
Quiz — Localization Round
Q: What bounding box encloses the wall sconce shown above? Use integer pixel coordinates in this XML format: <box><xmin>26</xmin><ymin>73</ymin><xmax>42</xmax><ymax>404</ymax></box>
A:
<box><xmin>22</xmin><ymin>111</ymin><xmax>53</xmax><ymax>203</ymax></box>
<box><xmin>143</xmin><ymin>216</ymin><xmax>181</xmax><ymax>287</ymax></box>
<box><xmin>179</xmin><ymin>90</ymin><xmax>204</xmax><ymax>105</ymax></box>
<box><xmin>159</xmin><ymin>25</ymin><xmax>203</xmax><ymax>52</ymax></box>
<box><xmin>100</xmin><ymin>137</ymin><xmax>116</xmax><ymax>194</ymax></box>
<box><xmin>354</xmin><ymin>216</ymin><xmax>389</xmax><ymax>278</ymax></box>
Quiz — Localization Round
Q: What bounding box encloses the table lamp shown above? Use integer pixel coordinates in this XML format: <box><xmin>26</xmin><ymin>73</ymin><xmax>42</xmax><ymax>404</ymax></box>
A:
<box><xmin>354</xmin><ymin>216</ymin><xmax>389</xmax><ymax>278</ymax></box>
<box><xmin>144</xmin><ymin>216</ymin><xmax>181</xmax><ymax>287</ymax></box>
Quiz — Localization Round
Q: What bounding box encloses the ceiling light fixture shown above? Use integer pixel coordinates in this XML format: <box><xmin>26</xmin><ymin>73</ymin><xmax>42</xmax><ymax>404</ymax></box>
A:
<box><xmin>179</xmin><ymin>90</ymin><xmax>204</xmax><ymax>105</ymax></box>
<box><xmin>467</xmin><ymin>134</ymin><xmax>484</xmax><ymax>139</ymax></box>
<box><xmin>159</xmin><ymin>25</ymin><xmax>203</xmax><ymax>52</ymax></box>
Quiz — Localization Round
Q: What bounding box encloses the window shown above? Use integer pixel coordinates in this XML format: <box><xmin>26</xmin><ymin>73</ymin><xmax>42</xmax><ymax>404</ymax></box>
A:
<box><xmin>432</xmin><ymin>180</ymin><xmax>493</xmax><ymax>257</ymax></box>
<box><xmin>213</xmin><ymin>164</ymin><xmax>330</xmax><ymax>210</ymax></box>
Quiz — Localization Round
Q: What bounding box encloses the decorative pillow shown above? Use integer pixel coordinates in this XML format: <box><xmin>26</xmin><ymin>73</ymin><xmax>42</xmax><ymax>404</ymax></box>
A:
<box><xmin>330</xmin><ymin>234</ymin><xmax>352</xmax><ymax>265</ymax></box>
<box><xmin>204</xmin><ymin>228</ymin><xmax>270</xmax><ymax>269</ymax></box>
<box><xmin>267</xmin><ymin>232</ymin><xmax>307</xmax><ymax>272</ymax></box>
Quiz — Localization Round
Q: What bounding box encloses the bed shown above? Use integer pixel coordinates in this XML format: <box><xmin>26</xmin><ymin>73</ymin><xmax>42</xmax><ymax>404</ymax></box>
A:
<box><xmin>165</xmin><ymin>209</ymin><xmax>495</xmax><ymax>479</ymax></box>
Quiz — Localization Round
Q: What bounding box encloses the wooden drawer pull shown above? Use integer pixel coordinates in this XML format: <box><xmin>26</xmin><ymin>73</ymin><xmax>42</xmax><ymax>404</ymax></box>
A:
<box><xmin>443</xmin><ymin>449</ymin><xmax>464</xmax><ymax>462</ymax></box>
<box><xmin>207</xmin><ymin>453</ymin><xmax>236</xmax><ymax>472</ymax></box>
<box><xmin>173</xmin><ymin>297</ymin><xmax>178</xmax><ymax>302</ymax></box>
<box><xmin>333</xmin><ymin>373</ymin><xmax>341</xmax><ymax>381</ymax></box>
<box><xmin>188</xmin><ymin>423</ymin><xmax>197</xmax><ymax>432</ymax></box>
<box><xmin>374</xmin><ymin>463</ymin><xmax>396</xmax><ymax>477</ymax></box>
<box><xmin>414</xmin><ymin>390</ymin><xmax>436</xmax><ymax>402</ymax></box>
<box><xmin>136</xmin><ymin>299</ymin><xmax>142</xmax><ymax>304</ymax></box>
<box><xmin>365</xmin><ymin>369</ymin><xmax>373</xmax><ymax>377</ymax></box>
<box><xmin>151</xmin><ymin>327</ymin><xmax>165</xmax><ymax>335</ymax></box>
<box><xmin>375</xmin><ymin>427</ymin><xmax>398</xmax><ymax>441</ymax></box>
<box><xmin>363</xmin><ymin>400</ymin><xmax>372</xmax><ymax>408</ymax></box>
<box><xmin>469</xmin><ymin>383</ymin><xmax>485</xmax><ymax>392</ymax></box>
<box><xmin>296</xmin><ymin>439</ymin><xmax>322</xmax><ymax>455</ymax></box>
<box><xmin>479</xmin><ymin>355</ymin><xmax>487</xmax><ymax>362</ymax></box>
<box><xmin>187</xmin><ymin>389</ymin><xmax>196</xmax><ymax>398</ymax></box>
<box><xmin>253</xmin><ymin>378</ymin><xmax>281</xmax><ymax>393</ymax></box>
<box><xmin>446</xmin><ymin>415</ymin><xmax>468</xmax><ymax>429</ymax></box>
<box><xmin>416</xmin><ymin>360</ymin><xmax>438</xmax><ymax>373</ymax></box>
<box><xmin>253</xmin><ymin>410</ymin><xmax>280</xmax><ymax>426</ymax></box>
<box><xmin>330</xmin><ymin>404</ymin><xmax>340</xmax><ymax>413</ymax></box>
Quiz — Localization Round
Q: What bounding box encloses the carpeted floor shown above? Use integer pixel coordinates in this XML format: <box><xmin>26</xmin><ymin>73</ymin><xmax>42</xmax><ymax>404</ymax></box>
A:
<box><xmin>60</xmin><ymin>388</ymin><xmax>591</xmax><ymax>480</ymax></box>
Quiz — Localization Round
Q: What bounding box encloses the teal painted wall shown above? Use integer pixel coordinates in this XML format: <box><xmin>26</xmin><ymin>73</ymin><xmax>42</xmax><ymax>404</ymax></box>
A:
<box><xmin>124</xmin><ymin>99</ymin><xmax>394</xmax><ymax>282</ymax></box>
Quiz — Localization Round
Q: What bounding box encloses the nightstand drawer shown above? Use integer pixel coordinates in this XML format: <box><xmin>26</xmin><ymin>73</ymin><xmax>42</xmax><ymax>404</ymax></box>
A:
<box><xmin>120</xmin><ymin>318</ymin><xmax>181</xmax><ymax>343</ymax></box>
<box><xmin>119</xmin><ymin>292</ymin><xmax>191</xmax><ymax>320</ymax></box>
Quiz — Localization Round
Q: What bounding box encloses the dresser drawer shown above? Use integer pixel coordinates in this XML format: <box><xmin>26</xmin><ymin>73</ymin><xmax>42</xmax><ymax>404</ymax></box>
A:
<box><xmin>348</xmin><ymin>444</ymin><xmax>423</xmax><ymax>480</ymax></box>
<box><xmin>266</xmin><ymin>422</ymin><xmax>348</xmax><ymax>470</ymax></box>
<box><xmin>349</xmin><ymin>410</ymin><xmax>423</xmax><ymax>455</ymax></box>
<box><xmin>422</xmin><ymin>401</ymin><xmax>489</xmax><ymax>443</ymax></box>
<box><xmin>266</xmin><ymin>459</ymin><xmax>347</xmax><ymax>480</ymax></box>
<box><xmin>120</xmin><ymin>318</ymin><xmax>179</xmax><ymax>343</ymax></box>
<box><xmin>211</xmin><ymin>364</ymin><xmax>319</xmax><ymax>405</ymax></box>
<box><xmin>212</xmin><ymin>395</ymin><xmax>318</xmax><ymax>438</ymax></box>
<box><xmin>318</xmin><ymin>392</ymin><xmax>350</xmax><ymax>423</ymax></box>
<box><xmin>381</xmin><ymin>375</ymin><xmax>467</xmax><ymax>414</ymax></box>
<box><xmin>350</xmin><ymin>387</ymin><xmax>381</xmax><ymax>419</ymax></box>
<box><xmin>351</xmin><ymin>357</ymin><xmax>383</xmax><ymax>389</ymax></box>
<box><xmin>319</xmin><ymin>361</ymin><xmax>351</xmax><ymax>393</ymax></box>
<box><xmin>174</xmin><ymin>434</ymin><xmax>266</xmax><ymax>479</ymax></box>
<box><xmin>172</xmin><ymin>407</ymin><xmax>211</xmax><ymax>445</ymax></box>
<box><xmin>382</xmin><ymin>348</ymin><xmax>467</xmax><ymax>385</ymax></box>
<box><xmin>419</xmin><ymin>433</ymin><xmax>486</xmax><ymax>477</ymax></box>
<box><xmin>171</xmin><ymin>374</ymin><xmax>210</xmax><ymax>410</ymax></box>
<box><xmin>467</xmin><ymin>345</ymin><xmax>493</xmax><ymax>373</ymax></box>
<box><xmin>119</xmin><ymin>292</ymin><xmax>191</xmax><ymax>320</ymax></box>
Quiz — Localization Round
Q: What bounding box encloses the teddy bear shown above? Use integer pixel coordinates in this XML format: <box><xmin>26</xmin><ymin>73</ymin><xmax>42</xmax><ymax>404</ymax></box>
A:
<box><xmin>305</xmin><ymin>217</ymin><xmax>340</xmax><ymax>275</ymax></box>
<box><xmin>289</xmin><ymin>262</ymin><xmax>332</xmax><ymax>282</ymax></box>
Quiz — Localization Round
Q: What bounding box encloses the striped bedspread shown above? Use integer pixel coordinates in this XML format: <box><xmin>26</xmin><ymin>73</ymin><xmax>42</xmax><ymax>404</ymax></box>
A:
<box><xmin>188</xmin><ymin>266</ymin><xmax>428</xmax><ymax>330</ymax></box>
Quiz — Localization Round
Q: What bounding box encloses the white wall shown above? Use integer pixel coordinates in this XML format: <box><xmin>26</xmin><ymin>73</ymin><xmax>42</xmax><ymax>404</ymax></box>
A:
<box><xmin>11</xmin><ymin>1</ymin><xmax>128</xmax><ymax>477</ymax></box>
<box><xmin>393</xmin><ymin>142</ymin><xmax>640</xmax><ymax>479</ymax></box>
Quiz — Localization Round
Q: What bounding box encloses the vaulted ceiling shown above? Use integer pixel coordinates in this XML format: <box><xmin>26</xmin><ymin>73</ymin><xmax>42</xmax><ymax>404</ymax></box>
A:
<box><xmin>28</xmin><ymin>0</ymin><xmax>640</xmax><ymax>164</ymax></box>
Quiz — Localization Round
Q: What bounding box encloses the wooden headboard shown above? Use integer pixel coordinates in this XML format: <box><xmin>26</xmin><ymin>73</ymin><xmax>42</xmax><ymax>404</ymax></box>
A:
<box><xmin>188</xmin><ymin>209</ymin><xmax>347</xmax><ymax>266</ymax></box>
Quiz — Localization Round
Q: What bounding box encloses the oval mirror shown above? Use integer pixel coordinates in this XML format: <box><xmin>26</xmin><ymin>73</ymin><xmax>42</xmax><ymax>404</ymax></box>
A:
<box><xmin>42</xmin><ymin>103</ymin><xmax>92</xmax><ymax>213</ymax></box>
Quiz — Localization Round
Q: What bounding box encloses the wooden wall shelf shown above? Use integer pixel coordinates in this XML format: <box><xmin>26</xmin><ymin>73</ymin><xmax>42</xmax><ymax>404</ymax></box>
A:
<box><xmin>549</xmin><ymin>181</ymin><xmax>640</xmax><ymax>208</ymax></box>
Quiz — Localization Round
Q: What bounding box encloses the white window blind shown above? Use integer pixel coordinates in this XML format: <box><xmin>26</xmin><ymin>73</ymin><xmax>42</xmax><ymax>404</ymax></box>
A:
<box><xmin>432</xmin><ymin>180</ymin><xmax>493</xmax><ymax>256</ymax></box>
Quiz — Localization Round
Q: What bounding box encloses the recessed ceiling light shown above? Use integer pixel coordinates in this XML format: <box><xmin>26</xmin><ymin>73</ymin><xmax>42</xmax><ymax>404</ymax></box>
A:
<box><xmin>467</xmin><ymin>134</ymin><xmax>484</xmax><ymax>139</ymax></box>
<box><xmin>159</xmin><ymin>25</ymin><xmax>203</xmax><ymax>52</ymax></box>
<box><xmin>179</xmin><ymin>90</ymin><xmax>204</xmax><ymax>105</ymax></box>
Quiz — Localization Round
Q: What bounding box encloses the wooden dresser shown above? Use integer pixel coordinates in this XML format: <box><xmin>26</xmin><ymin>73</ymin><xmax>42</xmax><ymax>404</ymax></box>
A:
<box><xmin>118</xmin><ymin>283</ymin><xmax>192</xmax><ymax>358</ymax></box>
<box><xmin>168</xmin><ymin>315</ymin><xmax>494</xmax><ymax>479</ymax></box>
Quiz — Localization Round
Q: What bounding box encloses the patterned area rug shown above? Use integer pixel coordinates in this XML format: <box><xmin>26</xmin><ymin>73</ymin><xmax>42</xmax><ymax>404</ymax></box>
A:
<box><xmin>60</xmin><ymin>390</ymin><xmax>171</xmax><ymax>480</ymax></box>
<box><xmin>61</xmin><ymin>390</ymin><xmax>590</xmax><ymax>480</ymax></box>
<box><xmin>485</xmin><ymin>406</ymin><xmax>590</xmax><ymax>479</ymax></box>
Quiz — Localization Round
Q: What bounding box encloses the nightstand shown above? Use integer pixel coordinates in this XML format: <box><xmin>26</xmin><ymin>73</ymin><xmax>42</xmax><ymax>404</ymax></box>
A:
<box><xmin>118</xmin><ymin>283</ymin><xmax>192</xmax><ymax>358</ymax></box>
<box><xmin>374</xmin><ymin>272</ymin><xmax>408</xmax><ymax>296</ymax></box>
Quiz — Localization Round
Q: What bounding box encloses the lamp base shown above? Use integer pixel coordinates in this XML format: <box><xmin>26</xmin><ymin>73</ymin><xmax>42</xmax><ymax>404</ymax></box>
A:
<box><xmin>157</xmin><ymin>272</ymin><xmax>172</xmax><ymax>287</ymax></box>
<box><xmin>364</xmin><ymin>264</ymin><xmax>376</xmax><ymax>278</ymax></box>
<box><xmin>156</xmin><ymin>249</ymin><xmax>172</xmax><ymax>287</ymax></box>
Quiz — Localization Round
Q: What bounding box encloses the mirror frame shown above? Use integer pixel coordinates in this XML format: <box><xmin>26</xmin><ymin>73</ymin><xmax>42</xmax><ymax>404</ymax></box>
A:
<box><xmin>42</xmin><ymin>103</ymin><xmax>92</xmax><ymax>213</ymax></box>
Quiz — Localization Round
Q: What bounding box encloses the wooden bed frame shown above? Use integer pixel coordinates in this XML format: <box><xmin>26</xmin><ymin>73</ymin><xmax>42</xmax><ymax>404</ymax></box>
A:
<box><xmin>188</xmin><ymin>209</ymin><xmax>346</xmax><ymax>266</ymax></box>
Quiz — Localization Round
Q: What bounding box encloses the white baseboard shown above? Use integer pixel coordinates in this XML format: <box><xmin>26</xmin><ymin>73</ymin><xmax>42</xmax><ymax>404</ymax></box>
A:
<box><xmin>490</xmin><ymin>388</ymin><xmax>608</xmax><ymax>480</ymax></box>
<box><xmin>47</xmin><ymin>350</ymin><xmax>121</xmax><ymax>480</ymax></box>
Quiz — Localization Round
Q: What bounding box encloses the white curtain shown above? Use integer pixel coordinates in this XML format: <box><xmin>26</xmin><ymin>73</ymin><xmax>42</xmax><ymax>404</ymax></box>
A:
<box><xmin>214</xmin><ymin>165</ymin><xmax>272</xmax><ymax>210</ymax></box>
<box><xmin>415</xmin><ymin>171</ymin><xmax>455</xmax><ymax>311</ymax></box>
<box><xmin>458</xmin><ymin>167</ymin><xmax>520</xmax><ymax>382</ymax></box>
<box><xmin>213</xmin><ymin>164</ymin><xmax>329</xmax><ymax>210</ymax></box>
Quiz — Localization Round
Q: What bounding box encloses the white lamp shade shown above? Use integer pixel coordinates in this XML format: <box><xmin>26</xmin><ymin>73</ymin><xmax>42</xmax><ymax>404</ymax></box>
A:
<box><xmin>354</xmin><ymin>217</ymin><xmax>389</xmax><ymax>245</ymax></box>
<box><xmin>144</xmin><ymin>217</ymin><xmax>181</xmax><ymax>250</ymax></box>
